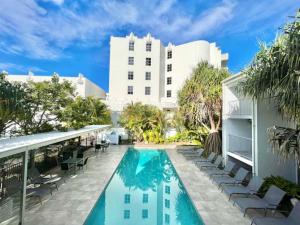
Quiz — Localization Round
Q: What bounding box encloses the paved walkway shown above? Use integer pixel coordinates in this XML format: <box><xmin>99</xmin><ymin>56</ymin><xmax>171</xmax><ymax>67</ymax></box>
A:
<box><xmin>25</xmin><ymin>145</ymin><xmax>251</xmax><ymax>225</ymax></box>
<box><xmin>25</xmin><ymin>145</ymin><xmax>128</xmax><ymax>225</ymax></box>
<box><xmin>167</xmin><ymin>149</ymin><xmax>251</xmax><ymax>225</ymax></box>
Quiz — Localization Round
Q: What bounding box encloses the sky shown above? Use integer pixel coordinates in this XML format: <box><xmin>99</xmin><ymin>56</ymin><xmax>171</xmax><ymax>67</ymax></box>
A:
<box><xmin>0</xmin><ymin>0</ymin><xmax>298</xmax><ymax>92</ymax></box>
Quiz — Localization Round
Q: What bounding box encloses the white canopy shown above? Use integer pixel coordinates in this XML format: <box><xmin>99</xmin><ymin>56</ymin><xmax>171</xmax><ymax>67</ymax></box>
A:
<box><xmin>0</xmin><ymin>125</ymin><xmax>111</xmax><ymax>158</ymax></box>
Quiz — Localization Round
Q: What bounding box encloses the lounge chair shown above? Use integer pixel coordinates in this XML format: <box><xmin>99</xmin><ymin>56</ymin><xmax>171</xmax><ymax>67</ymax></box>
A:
<box><xmin>223</xmin><ymin>176</ymin><xmax>264</xmax><ymax>200</ymax></box>
<box><xmin>251</xmin><ymin>201</ymin><xmax>300</xmax><ymax>225</ymax></box>
<box><xmin>212</xmin><ymin>167</ymin><xmax>249</xmax><ymax>188</ymax></box>
<box><xmin>233</xmin><ymin>185</ymin><xmax>286</xmax><ymax>217</ymax></box>
<box><xmin>194</xmin><ymin>152</ymin><xmax>216</xmax><ymax>163</ymax></box>
<box><xmin>183</xmin><ymin>149</ymin><xmax>204</xmax><ymax>160</ymax></box>
<box><xmin>178</xmin><ymin>148</ymin><xmax>202</xmax><ymax>154</ymax></box>
<box><xmin>181</xmin><ymin>148</ymin><xmax>203</xmax><ymax>156</ymax></box>
<box><xmin>196</xmin><ymin>155</ymin><xmax>223</xmax><ymax>169</ymax></box>
<box><xmin>28</xmin><ymin>167</ymin><xmax>60</xmax><ymax>191</ymax></box>
<box><xmin>206</xmin><ymin>161</ymin><xmax>236</xmax><ymax>178</ymax></box>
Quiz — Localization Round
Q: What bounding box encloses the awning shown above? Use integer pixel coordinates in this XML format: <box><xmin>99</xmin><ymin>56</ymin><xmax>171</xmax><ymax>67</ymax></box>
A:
<box><xmin>0</xmin><ymin>125</ymin><xmax>111</xmax><ymax>158</ymax></box>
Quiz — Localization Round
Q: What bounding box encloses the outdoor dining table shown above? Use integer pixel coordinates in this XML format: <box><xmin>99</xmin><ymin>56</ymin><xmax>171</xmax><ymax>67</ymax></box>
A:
<box><xmin>61</xmin><ymin>157</ymin><xmax>83</xmax><ymax>174</ymax></box>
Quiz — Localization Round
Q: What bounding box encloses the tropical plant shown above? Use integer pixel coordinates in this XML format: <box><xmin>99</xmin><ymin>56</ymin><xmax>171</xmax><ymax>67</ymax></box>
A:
<box><xmin>178</xmin><ymin>62</ymin><xmax>230</xmax><ymax>154</ymax></box>
<box><xmin>0</xmin><ymin>72</ymin><xmax>27</xmax><ymax>136</ymax></box>
<box><xmin>59</xmin><ymin>96</ymin><xmax>111</xmax><ymax>129</ymax></box>
<box><xmin>240</xmin><ymin>10</ymin><xmax>300</xmax><ymax>164</ymax></box>
<box><xmin>119</xmin><ymin>102</ymin><xmax>167</xmax><ymax>143</ymax></box>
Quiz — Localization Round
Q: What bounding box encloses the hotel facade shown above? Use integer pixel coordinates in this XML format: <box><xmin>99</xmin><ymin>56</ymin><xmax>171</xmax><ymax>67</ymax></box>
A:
<box><xmin>108</xmin><ymin>33</ymin><xmax>228</xmax><ymax>122</ymax></box>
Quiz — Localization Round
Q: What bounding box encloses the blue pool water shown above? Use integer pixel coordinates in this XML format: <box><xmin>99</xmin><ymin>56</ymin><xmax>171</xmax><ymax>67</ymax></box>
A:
<box><xmin>84</xmin><ymin>148</ymin><xmax>204</xmax><ymax>225</ymax></box>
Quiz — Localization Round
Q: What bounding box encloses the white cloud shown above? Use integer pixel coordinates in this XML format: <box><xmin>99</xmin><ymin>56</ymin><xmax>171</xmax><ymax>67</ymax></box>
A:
<box><xmin>42</xmin><ymin>0</ymin><xmax>64</xmax><ymax>6</ymax></box>
<box><xmin>0</xmin><ymin>0</ymin><xmax>298</xmax><ymax>60</ymax></box>
<box><xmin>0</xmin><ymin>62</ymin><xmax>47</xmax><ymax>73</ymax></box>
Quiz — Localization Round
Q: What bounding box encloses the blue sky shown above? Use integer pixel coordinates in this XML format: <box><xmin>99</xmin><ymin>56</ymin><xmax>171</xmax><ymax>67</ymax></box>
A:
<box><xmin>0</xmin><ymin>0</ymin><xmax>298</xmax><ymax>92</ymax></box>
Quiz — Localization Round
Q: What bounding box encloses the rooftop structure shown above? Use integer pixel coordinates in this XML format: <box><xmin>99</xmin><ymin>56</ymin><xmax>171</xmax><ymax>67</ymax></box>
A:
<box><xmin>6</xmin><ymin>72</ymin><xmax>106</xmax><ymax>99</ymax></box>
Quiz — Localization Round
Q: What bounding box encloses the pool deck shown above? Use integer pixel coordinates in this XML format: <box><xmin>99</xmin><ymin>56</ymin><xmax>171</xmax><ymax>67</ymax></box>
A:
<box><xmin>25</xmin><ymin>145</ymin><xmax>127</xmax><ymax>225</ymax></box>
<box><xmin>167</xmin><ymin>149</ymin><xmax>251</xmax><ymax>225</ymax></box>
<box><xmin>25</xmin><ymin>145</ymin><xmax>251</xmax><ymax>225</ymax></box>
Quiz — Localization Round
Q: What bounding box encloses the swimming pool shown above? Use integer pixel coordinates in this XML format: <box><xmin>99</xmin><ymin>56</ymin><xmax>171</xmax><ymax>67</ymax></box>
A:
<box><xmin>84</xmin><ymin>148</ymin><xmax>204</xmax><ymax>225</ymax></box>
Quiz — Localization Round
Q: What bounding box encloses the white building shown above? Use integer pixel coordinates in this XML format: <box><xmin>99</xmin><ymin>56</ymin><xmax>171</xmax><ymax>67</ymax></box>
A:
<box><xmin>108</xmin><ymin>33</ymin><xmax>228</xmax><ymax>122</ymax></box>
<box><xmin>6</xmin><ymin>72</ymin><xmax>106</xmax><ymax>99</ymax></box>
<box><xmin>222</xmin><ymin>73</ymin><xmax>298</xmax><ymax>183</ymax></box>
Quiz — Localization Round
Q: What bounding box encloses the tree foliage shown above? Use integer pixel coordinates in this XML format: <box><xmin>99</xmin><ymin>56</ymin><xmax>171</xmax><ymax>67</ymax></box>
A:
<box><xmin>0</xmin><ymin>72</ymin><xmax>27</xmax><ymax>135</ymax></box>
<box><xmin>119</xmin><ymin>102</ymin><xmax>167</xmax><ymax>143</ymax></box>
<box><xmin>59</xmin><ymin>96</ymin><xmax>111</xmax><ymax>129</ymax></box>
<box><xmin>240</xmin><ymin>10</ymin><xmax>300</xmax><ymax>163</ymax></box>
<box><xmin>178</xmin><ymin>62</ymin><xmax>230</xmax><ymax>154</ymax></box>
<box><xmin>0</xmin><ymin>74</ymin><xmax>111</xmax><ymax>136</ymax></box>
<box><xmin>14</xmin><ymin>75</ymin><xmax>75</xmax><ymax>135</ymax></box>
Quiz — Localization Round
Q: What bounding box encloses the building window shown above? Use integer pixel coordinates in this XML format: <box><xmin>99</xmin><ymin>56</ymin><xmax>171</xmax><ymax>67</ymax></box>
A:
<box><xmin>128</xmin><ymin>71</ymin><xmax>134</xmax><ymax>80</ymax></box>
<box><xmin>146</xmin><ymin>58</ymin><xmax>151</xmax><ymax>66</ymax></box>
<box><xmin>124</xmin><ymin>210</ymin><xmax>130</xmax><ymax>219</ymax></box>
<box><xmin>145</xmin><ymin>72</ymin><xmax>151</xmax><ymax>80</ymax></box>
<box><xmin>128</xmin><ymin>57</ymin><xmax>134</xmax><ymax>65</ymax></box>
<box><xmin>128</xmin><ymin>86</ymin><xmax>133</xmax><ymax>95</ymax></box>
<box><xmin>165</xmin><ymin>214</ymin><xmax>170</xmax><ymax>224</ymax></box>
<box><xmin>167</xmin><ymin>64</ymin><xmax>172</xmax><ymax>72</ymax></box>
<box><xmin>165</xmin><ymin>199</ymin><xmax>170</xmax><ymax>208</ymax></box>
<box><xmin>167</xmin><ymin>77</ymin><xmax>172</xmax><ymax>85</ymax></box>
<box><xmin>124</xmin><ymin>194</ymin><xmax>131</xmax><ymax>204</ymax></box>
<box><xmin>143</xmin><ymin>194</ymin><xmax>148</xmax><ymax>203</ymax></box>
<box><xmin>166</xmin><ymin>90</ymin><xmax>172</xmax><ymax>98</ymax></box>
<box><xmin>142</xmin><ymin>209</ymin><xmax>148</xmax><ymax>219</ymax></box>
<box><xmin>129</xmin><ymin>42</ymin><xmax>134</xmax><ymax>51</ymax></box>
<box><xmin>165</xmin><ymin>185</ymin><xmax>170</xmax><ymax>194</ymax></box>
<box><xmin>145</xmin><ymin>87</ymin><xmax>151</xmax><ymax>95</ymax></box>
<box><xmin>146</xmin><ymin>42</ymin><xmax>151</xmax><ymax>52</ymax></box>
<box><xmin>167</xmin><ymin>50</ymin><xmax>172</xmax><ymax>59</ymax></box>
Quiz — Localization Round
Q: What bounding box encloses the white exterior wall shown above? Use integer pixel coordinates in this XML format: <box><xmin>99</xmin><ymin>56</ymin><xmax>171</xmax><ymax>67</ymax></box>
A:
<box><xmin>222</xmin><ymin>74</ymin><xmax>298</xmax><ymax>183</ymax></box>
<box><xmin>108</xmin><ymin>33</ymin><xmax>228</xmax><ymax>114</ymax></box>
<box><xmin>109</xmin><ymin>34</ymin><xmax>164</xmax><ymax>112</ymax></box>
<box><xmin>6</xmin><ymin>74</ymin><xmax>106</xmax><ymax>99</ymax></box>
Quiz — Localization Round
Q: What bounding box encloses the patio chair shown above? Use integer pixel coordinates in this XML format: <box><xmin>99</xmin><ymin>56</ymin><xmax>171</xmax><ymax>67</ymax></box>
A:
<box><xmin>251</xmin><ymin>201</ymin><xmax>300</xmax><ymax>225</ymax></box>
<box><xmin>194</xmin><ymin>152</ymin><xmax>216</xmax><ymax>164</ymax></box>
<box><xmin>196</xmin><ymin>155</ymin><xmax>223</xmax><ymax>169</ymax></box>
<box><xmin>2</xmin><ymin>176</ymin><xmax>21</xmax><ymax>197</ymax></box>
<box><xmin>77</xmin><ymin>157</ymin><xmax>89</xmax><ymax>171</ymax></box>
<box><xmin>212</xmin><ymin>167</ymin><xmax>249</xmax><ymax>188</ymax></box>
<box><xmin>184</xmin><ymin>149</ymin><xmax>205</xmax><ymax>160</ymax></box>
<box><xmin>178</xmin><ymin>148</ymin><xmax>202</xmax><ymax>154</ymax></box>
<box><xmin>26</xmin><ymin>186</ymin><xmax>52</xmax><ymax>205</ymax></box>
<box><xmin>206</xmin><ymin>161</ymin><xmax>236</xmax><ymax>178</ymax></box>
<box><xmin>28</xmin><ymin>167</ymin><xmax>60</xmax><ymax>191</ymax></box>
<box><xmin>233</xmin><ymin>185</ymin><xmax>286</xmax><ymax>217</ymax></box>
<box><xmin>181</xmin><ymin>148</ymin><xmax>203</xmax><ymax>156</ymax></box>
<box><xmin>223</xmin><ymin>176</ymin><xmax>264</xmax><ymax>200</ymax></box>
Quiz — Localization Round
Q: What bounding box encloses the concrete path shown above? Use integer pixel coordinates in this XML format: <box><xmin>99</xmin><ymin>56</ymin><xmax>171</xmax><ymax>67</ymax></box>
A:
<box><xmin>167</xmin><ymin>149</ymin><xmax>251</xmax><ymax>225</ymax></box>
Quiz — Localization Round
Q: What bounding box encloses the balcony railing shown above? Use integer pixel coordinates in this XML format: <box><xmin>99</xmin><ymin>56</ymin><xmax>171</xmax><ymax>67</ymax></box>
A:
<box><xmin>228</xmin><ymin>134</ymin><xmax>252</xmax><ymax>161</ymax></box>
<box><xmin>226</xmin><ymin>99</ymin><xmax>252</xmax><ymax>117</ymax></box>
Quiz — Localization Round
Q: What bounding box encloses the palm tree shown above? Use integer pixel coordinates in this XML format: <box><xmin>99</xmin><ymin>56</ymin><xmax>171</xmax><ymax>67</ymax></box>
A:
<box><xmin>178</xmin><ymin>62</ymin><xmax>230</xmax><ymax>154</ymax></box>
<box><xmin>240</xmin><ymin>10</ymin><xmax>300</xmax><ymax>165</ymax></box>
